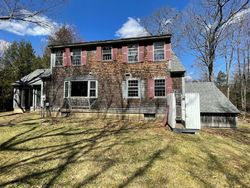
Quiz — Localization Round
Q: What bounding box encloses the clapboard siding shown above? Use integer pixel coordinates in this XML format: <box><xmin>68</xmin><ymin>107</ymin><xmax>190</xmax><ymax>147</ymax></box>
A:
<box><xmin>201</xmin><ymin>113</ymin><xmax>237</xmax><ymax>128</ymax></box>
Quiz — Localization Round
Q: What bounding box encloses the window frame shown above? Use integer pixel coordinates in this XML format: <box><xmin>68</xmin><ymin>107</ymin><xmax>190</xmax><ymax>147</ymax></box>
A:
<box><xmin>154</xmin><ymin>78</ymin><xmax>166</xmax><ymax>98</ymax></box>
<box><xmin>126</xmin><ymin>78</ymin><xmax>141</xmax><ymax>99</ymax></box>
<box><xmin>64</xmin><ymin>80</ymin><xmax>98</xmax><ymax>98</ymax></box>
<box><xmin>71</xmin><ymin>49</ymin><xmax>81</xmax><ymax>66</ymax></box>
<box><xmin>153</xmin><ymin>42</ymin><xmax>165</xmax><ymax>61</ymax></box>
<box><xmin>102</xmin><ymin>46</ymin><xmax>112</xmax><ymax>61</ymax></box>
<box><xmin>55</xmin><ymin>50</ymin><xmax>64</xmax><ymax>67</ymax></box>
<box><xmin>127</xmin><ymin>44</ymin><xmax>139</xmax><ymax>63</ymax></box>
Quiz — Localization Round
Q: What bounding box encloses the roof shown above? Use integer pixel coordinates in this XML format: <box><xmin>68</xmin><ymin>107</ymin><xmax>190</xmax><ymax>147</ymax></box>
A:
<box><xmin>170</xmin><ymin>53</ymin><xmax>185</xmax><ymax>72</ymax></box>
<box><xmin>13</xmin><ymin>69</ymin><xmax>51</xmax><ymax>86</ymax></box>
<box><xmin>185</xmin><ymin>82</ymin><xmax>240</xmax><ymax>114</ymax></box>
<box><xmin>49</xmin><ymin>34</ymin><xmax>171</xmax><ymax>49</ymax></box>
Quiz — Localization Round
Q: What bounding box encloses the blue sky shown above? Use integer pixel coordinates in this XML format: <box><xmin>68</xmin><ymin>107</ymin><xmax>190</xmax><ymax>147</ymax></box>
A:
<box><xmin>0</xmin><ymin>0</ymin><xmax>200</xmax><ymax>78</ymax></box>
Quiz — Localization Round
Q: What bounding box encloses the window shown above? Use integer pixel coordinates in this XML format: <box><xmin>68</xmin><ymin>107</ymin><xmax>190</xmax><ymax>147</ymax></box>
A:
<box><xmin>154</xmin><ymin>79</ymin><xmax>166</xmax><ymax>97</ymax></box>
<box><xmin>72</xmin><ymin>49</ymin><xmax>81</xmax><ymax>66</ymax></box>
<box><xmin>102</xmin><ymin>46</ymin><xmax>112</xmax><ymax>61</ymax></box>
<box><xmin>127</xmin><ymin>79</ymin><xmax>139</xmax><ymax>98</ymax></box>
<box><xmin>154</xmin><ymin>42</ymin><xmax>165</xmax><ymax>61</ymax></box>
<box><xmin>128</xmin><ymin>44</ymin><xmax>138</xmax><ymax>63</ymax></box>
<box><xmin>89</xmin><ymin>81</ymin><xmax>96</xmax><ymax>97</ymax></box>
<box><xmin>55</xmin><ymin>50</ymin><xmax>63</xmax><ymax>66</ymax></box>
<box><xmin>66</xmin><ymin>80</ymin><xmax>97</xmax><ymax>98</ymax></box>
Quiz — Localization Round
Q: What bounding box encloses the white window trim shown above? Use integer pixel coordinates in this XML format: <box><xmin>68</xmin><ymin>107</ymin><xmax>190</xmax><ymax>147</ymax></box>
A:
<box><xmin>71</xmin><ymin>49</ymin><xmax>81</xmax><ymax>66</ymax></box>
<box><xmin>154</xmin><ymin>77</ymin><xmax>167</xmax><ymax>98</ymax></box>
<box><xmin>102</xmin><ymin>46</ymin><xmax>113</xmax><ymax>61</ymax></box>
<box><xmin>153</xmin><ymin>42</ymin><xmax>165</xmax><ymax>62</ymax></box>
<box><xmin>127</xmin><ymin>44</ymin><xmax>139</xmax><ymax>63</ymax></box>
<box><xmin>126</xmin><ymin>78</ymin><xmax>141</xmax><ymax>99</ymax></box>
<box><xmin>64</xmin><ymin>81</ymin><xmax>70</xmax><ymax>98</ymax></box>
<box><xmin>64</xmin><ymin>80</ymin><xmax>98</xmax><ymax>98</ymax></box>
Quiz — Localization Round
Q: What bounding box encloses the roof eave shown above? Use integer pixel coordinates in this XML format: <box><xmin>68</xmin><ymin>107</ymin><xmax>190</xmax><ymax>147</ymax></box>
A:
<box><xmin>48</xmin><ymin>34</ymin><xmax>172</xmax><ymax>49</ymax></box>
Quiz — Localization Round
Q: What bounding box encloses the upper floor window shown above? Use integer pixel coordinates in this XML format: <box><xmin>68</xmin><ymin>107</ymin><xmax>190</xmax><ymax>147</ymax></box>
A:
<box><xmin>55</xmin><ymin>50</ymin><xmax>63</xmax><ymax>66</ymax></box>
<box><xmin>128</xmin><ymin>44</ymin><xmax>138</xmax><ymax>63</ymax></box>
<box><xmin>72</xmin><ymin>49</ymin><xmax>81</xmax><ymax>66</ymax></box>
<box><xmin>154</xmin><ymin>42</ymin><xmax>165</xmax><ymax>61</ymax></box>
<box><xmin>154</xmin><ymin>79</ymin><xmax>166</xmax><ymax>97</ymax></box>
<box><xmin>102</xmin><ymin>46</ymin><xmax>112</xmax><ymax>61</ymax></box>
<box><xmin>127</xmin><ymin>79</ymin><xmax>139</xmax><ymax>98</ymax></box>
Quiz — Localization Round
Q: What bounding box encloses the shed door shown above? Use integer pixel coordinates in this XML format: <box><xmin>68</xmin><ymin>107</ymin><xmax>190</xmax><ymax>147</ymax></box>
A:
<box><xmin>185</xmin><ymin>93</ymin><xmax>200</xmax><ymax>129</ymax></box>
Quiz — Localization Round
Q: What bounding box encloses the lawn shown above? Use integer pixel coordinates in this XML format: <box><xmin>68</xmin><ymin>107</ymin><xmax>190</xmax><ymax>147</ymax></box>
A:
<box><xmin>0</xmin><ymin>112</ymin><xmax>249</xmax><ymax>187</ymax></box>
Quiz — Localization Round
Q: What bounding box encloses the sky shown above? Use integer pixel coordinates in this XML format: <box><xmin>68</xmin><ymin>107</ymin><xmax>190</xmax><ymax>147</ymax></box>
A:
<box><xmin>0</xmin><ymin>0</ymin><xmax>199</xmax><ymax>78</ymax></box>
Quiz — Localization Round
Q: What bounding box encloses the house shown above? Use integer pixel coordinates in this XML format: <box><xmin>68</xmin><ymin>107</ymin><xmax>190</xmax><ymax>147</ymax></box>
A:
<box><xmin>12</xmin><ymin>34</ymin><xmax>239</xmax><ymax>130</ymax></box>
<box><xmin>12</xmin><ymin>69</ymin><xmax>51</xmax><ymax>112</ymax></box>
<box><xmin>185</xmin><ymin>82</ymin><xmax>240</xmax><ymax>128</ymax></box>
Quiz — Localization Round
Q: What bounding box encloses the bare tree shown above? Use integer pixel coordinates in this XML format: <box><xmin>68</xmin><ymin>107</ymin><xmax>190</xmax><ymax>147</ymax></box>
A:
<box><xmin>141</xmin><ymin>7</ymin><xmax>182</xmax><ymax>50</ymax></box>
<box><xmin>0</xmin><ymin>0</ymin><xmax>65</xmax><ymax>26</ymax></box>
<box><xmin>183</xmin><ymin>0</ymin><xmax>249</xmax><ymax>81</ymax></box>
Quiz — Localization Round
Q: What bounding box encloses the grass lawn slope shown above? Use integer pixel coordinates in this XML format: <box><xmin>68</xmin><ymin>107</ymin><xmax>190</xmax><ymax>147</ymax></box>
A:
<box><xmin>0</xmin><ymin>112</ymin><xmax>249</xmax><ymax>187</ymax></box>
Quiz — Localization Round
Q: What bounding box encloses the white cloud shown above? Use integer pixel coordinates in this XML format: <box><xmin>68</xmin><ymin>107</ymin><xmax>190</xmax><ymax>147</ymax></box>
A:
<box><xmin>229</xmin><ymin>8</ymin><xmax>250</xmax><ymax>24</ymax></box>
<box><xmin>185</xmin><ymin>75</ymin><xmax>193</xmax><ymax>82</ymax></box>
<box><xmin>0</xmin><ymin>10</ymin><xmax>59</xmax><ymax>36</ymax></box>
<box><xmin>115</xmin><ymin>17</ymin><xmax>149</xmax><ymax>38</ymax></box>
<box><xmin>0</xmin><ymin>40</ymin><xmax>11</xmax><ymax>56</ymax></box>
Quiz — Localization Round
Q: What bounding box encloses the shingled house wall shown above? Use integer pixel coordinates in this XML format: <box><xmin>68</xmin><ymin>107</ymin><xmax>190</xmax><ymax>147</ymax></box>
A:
<box><xmin>47</xmin><ymin>38</ymin><xmax>183</xmax><ymax>115</ymax></box>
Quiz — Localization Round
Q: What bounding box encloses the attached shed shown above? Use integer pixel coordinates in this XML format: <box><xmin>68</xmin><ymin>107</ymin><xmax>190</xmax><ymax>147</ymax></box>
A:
<box><xmin>185</xmin><ymin>82</ymin><xmax>240</xmax><ymax>128</ymax></box>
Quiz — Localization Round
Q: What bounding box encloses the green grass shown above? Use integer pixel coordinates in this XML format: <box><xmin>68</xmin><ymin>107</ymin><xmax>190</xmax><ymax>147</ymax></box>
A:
<box><xmin>0</xmin><ymin>112</ymin><xmax>249</xmax><ymax>187</ymax></box>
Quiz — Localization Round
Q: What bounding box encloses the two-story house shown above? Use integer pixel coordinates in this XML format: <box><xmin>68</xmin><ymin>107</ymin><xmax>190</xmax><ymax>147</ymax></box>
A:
<box><xmin>13</xmin><ymin>35</ymin><xmax>185</xmax><ymax>121</ymax></box>
<box><xmin>13</xmin><ymin>34</ymin><xmax>240</xmax><ymax>130</ymax></box>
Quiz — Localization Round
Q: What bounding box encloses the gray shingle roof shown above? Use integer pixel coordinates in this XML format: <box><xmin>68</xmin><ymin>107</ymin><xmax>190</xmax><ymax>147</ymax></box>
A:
<box><xmin>185</xmin><ymin>82</ymin><xmax>239</xmax><ymax>114</ymax></box>
<box><xmin>170</xmin><ymin>53</ymin><xmax>185</xmax><ymax>72</ymax></box>
<box><xmin>13</xmin><ymin>69</ymin><xmax>51</xmax><ymax>86</ymax></box>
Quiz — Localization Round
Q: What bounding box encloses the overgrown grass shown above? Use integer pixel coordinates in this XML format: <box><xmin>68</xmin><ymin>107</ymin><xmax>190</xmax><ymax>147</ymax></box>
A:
<box><xmin>0</xmin><ymin>112</ymin><xmax>249</xmax><ymax>187</ymax></box>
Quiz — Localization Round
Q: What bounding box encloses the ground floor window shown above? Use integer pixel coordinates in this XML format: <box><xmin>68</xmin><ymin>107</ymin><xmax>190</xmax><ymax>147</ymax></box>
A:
<box><xmin>64</xmin><ymin>80</ymin><xmax>97</xmax><ymax>98</ymax></box>
<box><xmin>154</xmin><ymin>79</ymin><xmax>166</xmax><ymax>97</ymax></box>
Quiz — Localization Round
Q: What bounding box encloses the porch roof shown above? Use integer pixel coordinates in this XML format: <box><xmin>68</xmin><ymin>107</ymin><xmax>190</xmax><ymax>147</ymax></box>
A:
<box><xmin>13</xmin><ymin>69</ymin><xmax>51</xmax><ymax>86</ymax></box>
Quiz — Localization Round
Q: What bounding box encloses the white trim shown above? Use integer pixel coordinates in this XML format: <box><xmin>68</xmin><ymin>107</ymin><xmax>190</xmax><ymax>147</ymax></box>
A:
<box><xmin>153</xmin><ymin>77</ymin><xmax>167</xmax><ymax>98</ymax></box>
<box><xmin>127</xmin><ymin>44</ymin><xmax>139</xmax><ymax>63</ymax></box>
<box><xmin>153</xmin><ymin>42</ymin><xmax>165</xmax><ymax>62</ymax></box>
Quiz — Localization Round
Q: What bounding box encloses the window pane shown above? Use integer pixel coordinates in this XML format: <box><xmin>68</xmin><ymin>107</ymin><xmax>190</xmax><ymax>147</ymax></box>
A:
<box><xmin>90</xmin><ymin>81</ymin><xmax>96</xmax><ymax>89</ymax></box>
<box><xmin>154</xmin><ymin>42</ymin><xmax>165</xmax><ymax>61</ymax></box>
<box><xmin>71</xmin><ymin>81</ymin><xmax>88</xmax><ymax>97</ymax></box>
<box><xmin>90</xmin><ymin>90</ymin><xmax>96</xmax><ymax>97</ymax></box>
<box><xmin>102</xmin><ymin>47</ymin><xmax>112</xmax><ymax>61</ymax></box>
<box><xmin>72</xmin><ymin>49</ymin><xmax>81</xmax><ymax>66</ymax></box>
<box><xmin>154</xmin><ymin>79</ymin><xmax>166</xmax><ymax>97</ymax></box>
<box><xmin>55</xmin><ymin>50</ymin><xmax>63</xmax><ymax>66</ymax></box>
<box><xmin>128</xmin><ymin>45</ymin><xmax>138</xmax><ymax>63</ymax></box>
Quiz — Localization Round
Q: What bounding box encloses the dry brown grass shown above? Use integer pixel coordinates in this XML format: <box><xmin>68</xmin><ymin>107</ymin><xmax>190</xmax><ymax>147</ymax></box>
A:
<box><xmin>0</xmin><ymin>112</ymin><xmax>249</xmax><ymax>187</ymax></box>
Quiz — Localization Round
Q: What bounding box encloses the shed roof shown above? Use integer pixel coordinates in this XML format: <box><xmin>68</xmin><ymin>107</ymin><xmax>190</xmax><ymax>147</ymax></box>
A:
<box><xmin>185</xmin><ymin>82</ymin><xmax>239</xmax><ymax>114</ymax></box>
<box><xmin>13</xmin><ymin>69</ymin><xmax>51</xmax><ymax>86</ymax></box>
<box><xmin>170</xmin><ymin>53</ymin><xmax>185</xmax><ymax>73</ymax></box>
